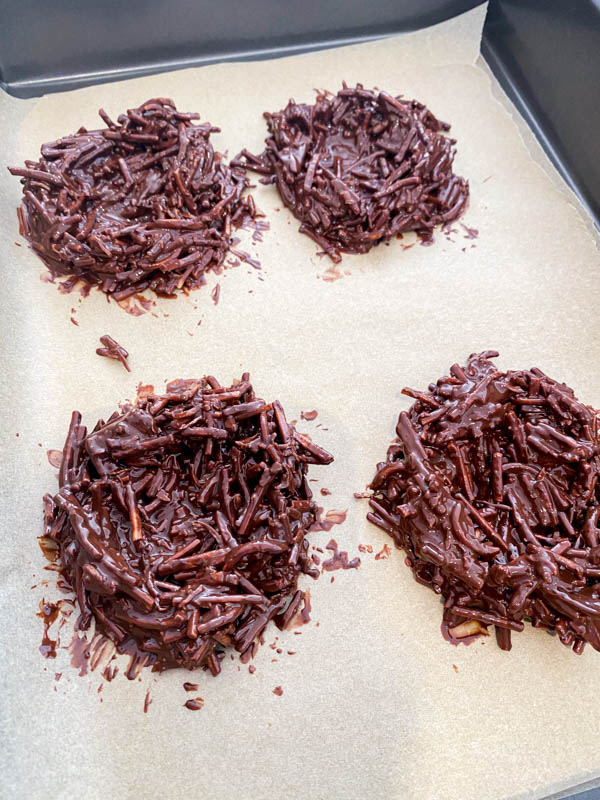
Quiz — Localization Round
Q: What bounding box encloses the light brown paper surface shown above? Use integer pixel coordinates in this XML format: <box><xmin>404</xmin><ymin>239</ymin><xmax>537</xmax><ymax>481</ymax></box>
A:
<box><xmin>2</xmin><ymin>6</ymin><xmax>600</xmax><ymax>799</ymax></box>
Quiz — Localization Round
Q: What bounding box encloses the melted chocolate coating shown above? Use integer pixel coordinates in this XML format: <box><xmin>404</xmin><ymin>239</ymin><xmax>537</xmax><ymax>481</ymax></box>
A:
<box><xmin>9</xmin><ymin>99</ymin><xmax>255</xmax><ymax>300</ymax></box>
<box><xmin>368</xmin><ymin>351</ymin><xmax>600</xmax><ymax>653</ymax></box>
<box><xmin>233</xmin><ymin>83</ymin><xmax>468</xmax><ymax>262</ymax></box>
<box><xmin>43</xmin><ymin>375</ymin><xmax>333</xmax><ymax>674</ymax></box>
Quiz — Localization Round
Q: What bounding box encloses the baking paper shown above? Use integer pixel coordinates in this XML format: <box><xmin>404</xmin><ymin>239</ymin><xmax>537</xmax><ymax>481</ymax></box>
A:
<box><xmin>1</xmin><ymin>5</ymin><xmax>600</xmax><ymax>799</ymax></box>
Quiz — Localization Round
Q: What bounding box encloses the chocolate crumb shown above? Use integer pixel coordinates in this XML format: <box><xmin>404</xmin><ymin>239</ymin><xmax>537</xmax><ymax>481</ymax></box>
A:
<box><xmin>96</xmin><ymin>334</ymin><xmax>130</xmax><ymax>371</ymax></box>
<box><xmin>37</xmin><ymin>599</ymin><xmax>61</xmax><ymax>659</ymax></box>
<box><xmin>460</xmin><ymin>223</ymin><xmax>478</xmax><ymax>239</ymax></box>
<box><xmin>374</xmin><ymin>543</ymin><xmax>391</xmax><ymax>560</ymax></box>
<box><xmin>322</xmin><ymin>539</ymin><xmax>360</xmax><ymax>571</ymax></box>
<box><xmin>184</xmin><ymin>697</ymin><xmax>204</xmax><ymax>710</ymax></box>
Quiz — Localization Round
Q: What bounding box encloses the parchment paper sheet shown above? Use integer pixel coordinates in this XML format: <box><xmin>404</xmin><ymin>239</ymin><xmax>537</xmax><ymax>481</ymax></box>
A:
<box><xmin>1</xmin><ymin>6</ymin><xmax>600</xmax><ymax>799</ymax></box>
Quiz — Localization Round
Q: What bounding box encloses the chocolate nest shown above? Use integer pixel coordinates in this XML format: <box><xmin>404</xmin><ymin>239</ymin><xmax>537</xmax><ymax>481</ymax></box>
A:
<box><xmin>43</xmin><ymin>376</ymin><xmax>333</xmax><ymax>674</ymax></box>
<box><xmin>9</xmin><ymin>98</ymin><xmax>256</xmax><ymax>300</ymax></box>
<box><xmin>233</xmin><ymin>83</ymin><xmax>468</xmax><ymax>262</ymax></box>
<box><xmin>368</xmin><ymin>351</ymin><xmax>600</xmax><ymax>653</ymax></box>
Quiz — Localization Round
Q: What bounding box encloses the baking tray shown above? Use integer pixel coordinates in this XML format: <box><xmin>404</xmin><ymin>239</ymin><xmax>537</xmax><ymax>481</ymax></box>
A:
<box><xmin>1</xmin><ymin>0</ymin><xmax>598</xmax><ymax>229</ymax></box>
<box><xmin>481</xmin><ymin>0</ymin><xmax>600</xmax><ymax>229</ymax></box>
<box><xmin>0</xmin><ymin>0</ymin><xmax>484</xmax><ymax>94</ymax></box>
<box><xmin>1</xmin><ymin>3</ymin><xmax>599</xmax><ymax>800</ymax></box>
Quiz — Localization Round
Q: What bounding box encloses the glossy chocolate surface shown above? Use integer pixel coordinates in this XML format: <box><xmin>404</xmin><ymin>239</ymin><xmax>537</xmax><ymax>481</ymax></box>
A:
<box><xmin>234</xmin><ymin>83</ymin><xmax>468</xmax><ymax>262</ymax></box>
<box><xmin>369</xmin><ymin>351</ymin><xmax>600</xmax><ymax>653</ymax></box>
<box><xmin>10</xmin><ymin>99</ymin><xmax>256</xmax><ymax>299</ymax></box>
<box><xmin>43</xmin><ymin>375</ymin><xmax>333</xmax><ymax>674</ymax></box>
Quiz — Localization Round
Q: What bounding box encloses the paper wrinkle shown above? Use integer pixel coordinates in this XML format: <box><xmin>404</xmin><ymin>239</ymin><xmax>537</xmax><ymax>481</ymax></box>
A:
<box><xmin>2</xmin><ymin>3</ymin><xmax>600</xmax><ymax>799</ymax></box>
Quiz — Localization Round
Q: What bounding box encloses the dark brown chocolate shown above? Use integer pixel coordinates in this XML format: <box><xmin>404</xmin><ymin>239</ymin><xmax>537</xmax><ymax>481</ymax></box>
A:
<box><xmin>9</xmin><ymin>99</ymin><xmax>256</xmax><ymax>300</ymax></box>
<box><xmin>43</xmin><ymin>375</ymin><xmax>333</xmax><ymax>675</ymax></box>
<box><xmin>96</xmin><ymin>335</ymin><xmax>130</xmax><ymax>372</ymax></box>
<box><xmin>184</xmin><ymin>697</ymin><xmax>204</xmax><ymax>710</ymax></box>
<box><xmin>233</xmin><ymin>83</ymin><xmax>468</xmax><ymax>262</ymax></box>
<box><xmin>368</xmin><ymin>351</ymin><xmax>600</xmax><ymax>653</ymax></box>
<box><xmin>322</xmin><ymin>539</ymin><xmax>361</xmax><ymax>571</ymax></box>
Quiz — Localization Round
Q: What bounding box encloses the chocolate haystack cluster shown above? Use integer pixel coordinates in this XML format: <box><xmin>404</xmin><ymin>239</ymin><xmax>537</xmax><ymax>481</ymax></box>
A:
<box><xmin>43</xmin><ymin>376</ymin><xmax>333</xmax><ymax>674</ymax></box>
<box><xmin>234</xmin><ymin>83</ymin><xmax>468</xmax><ymax>261</ymax></box>
<box><xmin>369</xmin><ymin>351</ymin><xmax>600</xmax><ymax>653</ymax></box>
<box><xmin>10</xmin><ymin>98</ymin><xmax>256</xmax><ymax>299</ymax></box>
